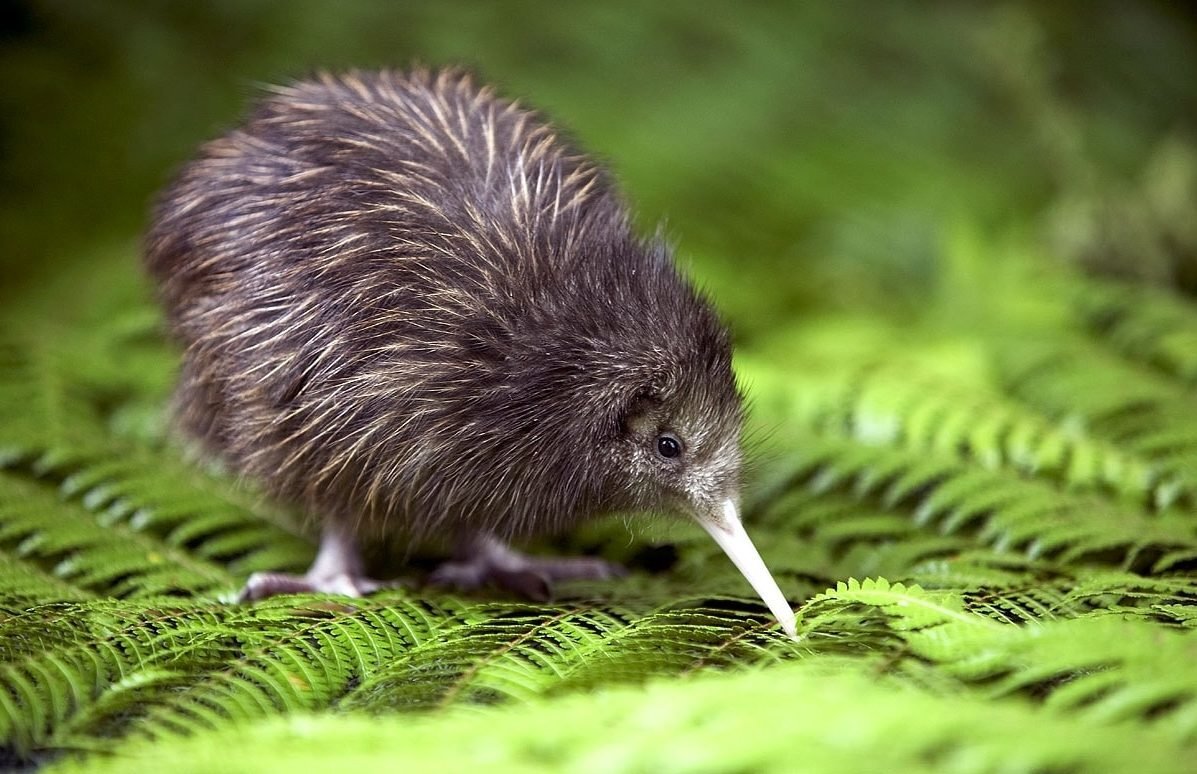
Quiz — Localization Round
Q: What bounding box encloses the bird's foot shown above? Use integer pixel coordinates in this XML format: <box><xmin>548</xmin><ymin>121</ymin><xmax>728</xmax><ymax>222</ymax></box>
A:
<box><xmin>427</xmin><ymin>536</ymin><xmax>624</xmax><ymax>601</ymax></box>
<box><xmin>237</xmin><ymin>524</ymin><xmax>394</xmax><ymax>602</ymax></box>
<box><xmin>238</xmin><ymin>570</ymin><xmax>394</xmax><ymax>601</ymax></box>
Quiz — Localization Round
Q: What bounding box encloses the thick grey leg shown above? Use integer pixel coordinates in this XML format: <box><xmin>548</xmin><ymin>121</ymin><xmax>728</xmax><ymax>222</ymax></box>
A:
<box><xmin>238</xmin><ymin>525</ymin><xmax>392</xmax><ymax>601</ymax></box>
<box><xmin>427</xmin><ymin>534</ymin><xmax>624</xmax><ymax>601</ymax></box>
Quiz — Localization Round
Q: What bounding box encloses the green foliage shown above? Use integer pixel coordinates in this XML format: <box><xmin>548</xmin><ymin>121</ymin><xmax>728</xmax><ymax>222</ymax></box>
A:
<box><xmin>48</xmin><ymin>661</ymin><xmax>1192</xmax><ymax>774</ymax></box>
<box><xmin>2</xmin><ymin>255</ymin><xmax>1197</xmax><ymax>771</ymax></box>
<box><xmin>2</xmin><ymin>2</ymin><xmax>1196</xmax><ymax>772</ymax></box>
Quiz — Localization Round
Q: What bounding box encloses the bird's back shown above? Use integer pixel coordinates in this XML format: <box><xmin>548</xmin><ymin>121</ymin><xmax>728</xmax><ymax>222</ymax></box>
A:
<box><xmin>148</xmin><ymin>69</ymin><xmax>631</xmax><ymax>327</ymax></box>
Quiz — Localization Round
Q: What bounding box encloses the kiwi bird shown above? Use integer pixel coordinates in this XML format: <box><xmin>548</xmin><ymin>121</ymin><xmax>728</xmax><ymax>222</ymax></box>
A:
<box><xmin>145</xmin><ymin>68</ymin><xmax>796</xmax><ymax>638</ymax></box>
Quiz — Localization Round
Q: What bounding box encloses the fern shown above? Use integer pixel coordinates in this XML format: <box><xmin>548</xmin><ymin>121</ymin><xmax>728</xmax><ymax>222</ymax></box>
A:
<box><xmin>0</xmin><ymin>472</ymin><xmax>233</xmax><ymax>598</ymax></box>
<box><xmin>796</xmin><ymin>578</ymin><xmax>1197</xmax><ymax>740</ymax></box>
<box><xmin>996</xmin><ymin>339</ymin><xmax>1197</xmax><ymax>506</ymax></box>
<box><xmin>759</xmin><ymin>438</ymin><xmax>1197</xmax><ymax>575</ymax></box>
<box><xmin>758</xmin><ymin>359</ymin><xmax>1178</xmax><ymax>507</ymax></box>
<box><xmin>7</xmin><ymin>278</ymin><xmax>1197</xmax><ymax>767</ymax></box>
<box><xmin>49</xmin><ymin>662</ymin><xmax>1192</xmax><ymax>774</ymax></box>
<box><xmin>1075</xmin><ymin>277</ymin><xmax>1197</xmax><ymax>385</ymax></box>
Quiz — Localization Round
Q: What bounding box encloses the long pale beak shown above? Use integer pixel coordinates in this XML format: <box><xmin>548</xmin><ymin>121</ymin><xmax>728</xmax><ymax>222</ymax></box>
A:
<box><xmin>697</xmin><ymin>499</ymin><xmax>797</xmax><ymax>640</ymax></box>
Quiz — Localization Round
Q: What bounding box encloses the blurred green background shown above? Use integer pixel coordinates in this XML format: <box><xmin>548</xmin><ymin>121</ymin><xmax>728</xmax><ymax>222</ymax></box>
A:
<box><xmin>3</xmin><ymin>0</ymin><xmax>1195</xmax><ymax>332</ymax></box>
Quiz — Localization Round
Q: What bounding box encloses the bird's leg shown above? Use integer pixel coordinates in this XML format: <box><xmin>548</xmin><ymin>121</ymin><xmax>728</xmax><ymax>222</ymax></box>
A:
<box><xmin>238</xmin><ymin>524</ymin><xmax>391</xmax><ymax>601</ymax></box>
<box><xmin>427</xmin><ymin>534</ymin><xmax>624</xmax><ymax>601</ymax></box>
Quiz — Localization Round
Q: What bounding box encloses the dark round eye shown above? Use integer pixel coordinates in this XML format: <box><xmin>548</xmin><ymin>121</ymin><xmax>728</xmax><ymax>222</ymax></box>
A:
<box><xmin>656</xmin><ymin>434</ymin><xmax>682</xmax><ymax>459</ymax></box>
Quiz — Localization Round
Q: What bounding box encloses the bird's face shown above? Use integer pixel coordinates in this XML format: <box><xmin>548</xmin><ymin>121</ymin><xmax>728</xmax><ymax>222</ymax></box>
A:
<box><xmin>618</xmin><ymin>392</ymin><xmax>742</xmax><ymax>518</ymax></box>
<box><xmin>608</xmin><ymin>383</ymin><xmax>797</xmax><ymax>639</ymax></box>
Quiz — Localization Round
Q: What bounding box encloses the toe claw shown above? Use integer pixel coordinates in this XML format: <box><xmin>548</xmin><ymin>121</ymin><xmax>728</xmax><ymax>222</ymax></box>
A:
<box><xmin>495</xmin><ymin>569</ymin><xmax>553</xmax><ymax>602</ymax></box>
<box><xmin>426</xmin><ymin>545</ymin><xmax>624</xmax><ymax>601</ymax></box>
<box><xmin>238</xmin><ymin>572</ymin><xmax>314</xmax><ymax>602</ymax></box>
<box><xmin>427</xmin><ymin>562</ymin><xmax>483</xmax><ymax>591</ymax></box>
<box><xmin>536</xmin><ymin>556</ymin><xmax>627</xmax><ymax>582</ymax></box>
<box><xmin>236</xmin><ymin>571</ymin><xmax>395</xmax><ymax>602</ymax></box>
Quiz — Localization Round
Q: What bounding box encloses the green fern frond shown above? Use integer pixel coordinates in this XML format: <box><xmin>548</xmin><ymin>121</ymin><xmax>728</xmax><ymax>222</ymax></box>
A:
<box><xmin>747</xmin><ymin>355</ymin><xmax>1192</xmax><ymax>512</ymax></box>
<box><xmin>796</xmin><ymin>578</ymin><xmax>1197</xmax><ymax>740</ymax></box>
<box><xmin>765</xmin><ymin>437</ymin><xmax>1197</xmax><ymax>574</ymax></box>
<box><xmin>132</xmin><ymin>594</ymin><xmax>469</xmax><ymax>738</ymax></box>
<box><xmin>996</xmin><ymin>340</ymin><xmax>1197</xmax><ymax>507</ymax></box>
<box><xmin>1075</xmin><ymin>277</ymin><xmax>1197</xmax><ymax>385</ymax></box>
<box><xmin>340</xmin><ymin>602</ymin><xmax>635</xmax><ymax>711</ymax></box>
<box><xmin>2</xmin><ymin>449</ymin><xmax>312</xmax><ymax>584</ymax></box>
<box><xmin>49</xmin><ymin>661</ymin><xmax>1191</xmax><ymax>774</ymax></box>
<box><xmin>0</xmin><ymin>473</ymin><xmax>231</xmax><ymax>598</ymax></box>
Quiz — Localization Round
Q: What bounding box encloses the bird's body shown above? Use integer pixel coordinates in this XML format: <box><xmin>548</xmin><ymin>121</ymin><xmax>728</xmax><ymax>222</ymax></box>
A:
<box><xmin>147</xmin><ymin>69</ymin><xmax>795</xmax><ymax>637</ymax></box>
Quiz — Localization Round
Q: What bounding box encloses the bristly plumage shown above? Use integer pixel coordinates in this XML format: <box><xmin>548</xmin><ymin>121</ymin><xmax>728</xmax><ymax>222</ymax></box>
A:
<box><xmin>146</xmin><ymin>68</ymin><xmax>743</xmax><ymax>546</ymax></box>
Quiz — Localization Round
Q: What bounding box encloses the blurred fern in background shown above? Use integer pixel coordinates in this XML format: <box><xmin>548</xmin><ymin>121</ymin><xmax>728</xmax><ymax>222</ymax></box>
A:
<box><xmin>2</xmin><ymin>1</ymin><xmax>1196</xmax><ymax>771</ymax></box>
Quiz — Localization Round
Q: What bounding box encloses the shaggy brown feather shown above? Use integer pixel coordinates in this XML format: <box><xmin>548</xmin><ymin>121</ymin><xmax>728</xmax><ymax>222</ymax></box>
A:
<box><xmin>146</xmin><ymin>67</ymin><xmax>742</xmax><ymax>567</ymax></box>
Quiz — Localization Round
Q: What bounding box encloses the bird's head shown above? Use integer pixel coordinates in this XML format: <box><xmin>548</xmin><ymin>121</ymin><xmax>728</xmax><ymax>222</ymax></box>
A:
<box><xmin>593</xmin><ymin>322</ymin><xmax>797</xmax><ymax>640</ymax></box>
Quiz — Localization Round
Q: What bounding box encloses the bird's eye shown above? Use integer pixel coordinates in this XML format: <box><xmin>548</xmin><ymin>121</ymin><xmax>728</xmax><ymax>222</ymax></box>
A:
<box><xmin>656</xmin><ymin>434</ymin><xmax>682</xmax><ymax>459</ymax></box>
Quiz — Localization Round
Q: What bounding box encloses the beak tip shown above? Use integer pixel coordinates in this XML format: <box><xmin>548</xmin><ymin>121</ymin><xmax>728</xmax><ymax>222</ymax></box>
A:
<box><xmin>780</xmin><ymin>614</ymin><xmax>799</xmax><ymax>641</ymax></box>
<box><xmin>700</xmin><ymin>498</ymin><xmax>800</xmax><ymax>643</ymax></box>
